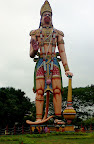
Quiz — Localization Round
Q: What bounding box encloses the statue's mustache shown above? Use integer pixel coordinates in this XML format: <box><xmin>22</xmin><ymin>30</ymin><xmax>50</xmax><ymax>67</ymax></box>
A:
<box><xmin>44</xmin><ymin>16</ymin><xmax>51</xmax><ymax>23</ymax></box>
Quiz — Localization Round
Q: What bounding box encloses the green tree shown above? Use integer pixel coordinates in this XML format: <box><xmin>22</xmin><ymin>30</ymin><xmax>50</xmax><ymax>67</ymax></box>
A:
<box><xmin>72</xmin><ymin>85</ymin><xmax>94</xmax><ymax>119</ymax></box>
<box><xmin>0</xmin><ymin>87</ymin><xmax>32</xmax><ymax>128</ymax></box>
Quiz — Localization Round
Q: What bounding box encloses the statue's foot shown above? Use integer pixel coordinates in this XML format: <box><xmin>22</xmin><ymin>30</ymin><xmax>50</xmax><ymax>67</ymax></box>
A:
<box><xmin>54</xmin><ymin>119</ymin><xmax>65</xmax><ymax>125</ymax></box>
<box><xmin>36</xmin><ymin>119</ymin><xmax>42</xmax><ymax>122</ymax></box>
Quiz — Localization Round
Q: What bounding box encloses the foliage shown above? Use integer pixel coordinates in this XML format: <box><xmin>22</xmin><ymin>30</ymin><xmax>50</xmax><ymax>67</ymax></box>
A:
<box><xmin>0</xmin><ymin>87</ymin><xmax>32</xmax><ymax>128</ymax></box>
<box><xmin>82</xmin><ymin>117</ymin><xmax>94</xmax><ymax>126</ymax></box>
<box><xmin>72</xmin><ymin>85</ymin><xmax>94</xmax><ymax>119</ymax></box>
<box><xmin>24</xmin><ymin>100</ymin><xmax>36</xmax><ymax>123</ymax></box>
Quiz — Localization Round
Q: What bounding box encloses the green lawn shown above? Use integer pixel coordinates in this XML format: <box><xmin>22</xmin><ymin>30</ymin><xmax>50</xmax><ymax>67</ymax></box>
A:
<box><xmin>0</xmin><ymin>132</ymin><xmax>94</xmax><ymax>144</ymax></box>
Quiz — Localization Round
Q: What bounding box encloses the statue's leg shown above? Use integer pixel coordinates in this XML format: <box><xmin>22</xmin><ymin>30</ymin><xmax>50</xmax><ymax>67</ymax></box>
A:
<box><xmin>52</xmin><ymin>78</ymin><xmax>62</xmax><ymax>117</ymax></box>
<box><xmin>36</xmin><ymin>78</ymin><xmax>45</xmax><ymax>122</ymax></box>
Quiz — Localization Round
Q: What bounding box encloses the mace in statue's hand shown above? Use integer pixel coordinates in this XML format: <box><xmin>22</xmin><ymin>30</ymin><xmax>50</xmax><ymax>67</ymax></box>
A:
<box><xmin>31</xmin><ymin>38</ymin><xmax>39</xmax><ymax>52</ymax></box>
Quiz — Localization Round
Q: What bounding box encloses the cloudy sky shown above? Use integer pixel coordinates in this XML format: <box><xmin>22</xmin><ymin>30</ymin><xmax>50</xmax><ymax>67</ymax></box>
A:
<box><xmin>0</xmin><ymin>0</ymin><xmax>94</xmax><ymax>101</ymax></box>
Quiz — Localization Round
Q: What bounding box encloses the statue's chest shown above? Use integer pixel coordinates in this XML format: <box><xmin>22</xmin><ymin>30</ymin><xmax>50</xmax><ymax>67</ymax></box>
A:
<box><xmin>43</xmin><ymin>29</ymin><xmax>52</xmax><ymax>37</ymax></box>
<box><xmin>37</xmin><ymin>30</ymin><xmax>57</xmax><ymax>44</ymax></box>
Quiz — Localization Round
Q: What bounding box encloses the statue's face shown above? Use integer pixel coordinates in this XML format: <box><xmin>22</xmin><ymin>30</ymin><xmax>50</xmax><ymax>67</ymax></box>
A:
<box><xmin>41</xmin><ymin>12</ymin><xmax>52</xmax><ymax>25</ymax></box>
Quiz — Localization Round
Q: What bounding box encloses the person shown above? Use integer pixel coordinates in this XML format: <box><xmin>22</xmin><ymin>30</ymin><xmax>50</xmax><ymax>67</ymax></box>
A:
<box><xmin>34</xmin><ymin>126</ymin><xmax>39</xmax><ymax>134</ymax></box>
<box><xmin>44</xmin><ymin>125</ymin><xmax>49</xmax><ymax>133</ymax></box>
<box><xmin>29</xmin><ymin>0</ymin><xmax>73</xmax><ymax>124</ymax></box>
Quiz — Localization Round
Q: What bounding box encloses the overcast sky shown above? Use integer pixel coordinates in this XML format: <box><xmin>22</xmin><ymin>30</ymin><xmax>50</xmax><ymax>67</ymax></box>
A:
<box><xmin>0</xmin><ymin>0</ymin><xmax>94</xmax><ymax>101</ymax></box>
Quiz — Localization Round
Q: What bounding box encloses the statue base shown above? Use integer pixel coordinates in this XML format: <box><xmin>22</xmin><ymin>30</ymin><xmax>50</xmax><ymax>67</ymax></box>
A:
<box><xmin>64</xmin><ymin>125</ymin><xmax>75</xmax><ymax>132</ymax></box>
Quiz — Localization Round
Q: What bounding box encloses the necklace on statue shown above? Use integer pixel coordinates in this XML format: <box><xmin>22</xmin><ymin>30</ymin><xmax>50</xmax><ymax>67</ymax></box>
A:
<box><xmin>42</xmin><ymin>25</ymin><xmax>52</xmax><ymax>29</ymax></box>
<box><xmin>40</xmin><ymin>26</ymin><xmax>56</xmax><ymax>85</ymax></box>
<box><xmin>42</xmin><ymin>28</ymin><xmax>53</xmax><ymax>40</ymax></box>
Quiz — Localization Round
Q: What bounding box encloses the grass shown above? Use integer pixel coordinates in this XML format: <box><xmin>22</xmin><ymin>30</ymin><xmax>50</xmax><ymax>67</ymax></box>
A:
<box><xmin>0</xmin><ymin>132</ymin><xmax>94</xmax><ymax>144</ymax></box>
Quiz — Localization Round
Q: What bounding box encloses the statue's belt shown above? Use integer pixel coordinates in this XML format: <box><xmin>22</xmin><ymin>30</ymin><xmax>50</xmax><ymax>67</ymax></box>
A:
<box><xmin>39</xmin><ymin>54</ymin><xmax>56</xmax><ymax>59</ymax></box>
<box><xmin>39</xmin><ymin>42</ymin><xmax>56</xmax><ymax>46</ymax></box>
<box><xmin>34</xmin><ymin>52</ymin><xmax>61</xmax><ymax>62</ymax></box>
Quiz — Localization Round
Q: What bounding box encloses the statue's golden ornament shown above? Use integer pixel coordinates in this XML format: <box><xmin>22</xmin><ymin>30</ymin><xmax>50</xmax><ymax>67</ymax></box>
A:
<box><xmin>40</xmin><ymin>0</ymin><xmax>52</xmax><ymax>16</ymax></box>
<box><xmin>42</xmin><ymin>28</ymin><xmax>53</xmax><ymax>42</ymax></box>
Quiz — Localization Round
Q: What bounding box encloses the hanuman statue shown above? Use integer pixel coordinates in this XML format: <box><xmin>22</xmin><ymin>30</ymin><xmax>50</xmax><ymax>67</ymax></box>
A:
<box><xmin>26</xmin><ymin>0</ymin><xmax>73</xmax><ymax>125</ymax></box>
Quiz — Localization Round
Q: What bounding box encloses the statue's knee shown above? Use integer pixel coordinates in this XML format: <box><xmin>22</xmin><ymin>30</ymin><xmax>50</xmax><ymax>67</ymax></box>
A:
<box><xmin>36</xmin><ymin>89</ymin><xmax>44</xmax><ymax>101</ymax></box>
<box><xmin>37</xmin><ymin>89</ymin><xmax>44</xmax><ymax>95</ymax></box>
<box><xmin>53</xmin><ymin>89</ymin><xmax>61</xmax><ymax>94</ymax></box>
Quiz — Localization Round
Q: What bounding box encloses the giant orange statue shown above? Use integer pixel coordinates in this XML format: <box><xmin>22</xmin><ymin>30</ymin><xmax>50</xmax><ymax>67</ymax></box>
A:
<box><xmin>26</xmin><ymin>0</ymin><xmax>73</xmax><ymax>125</ymax></box>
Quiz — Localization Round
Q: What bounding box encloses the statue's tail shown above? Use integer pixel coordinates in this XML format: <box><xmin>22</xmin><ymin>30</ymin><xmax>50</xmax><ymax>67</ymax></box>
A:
<box><xmin>26</xmin><ymin>91</ymin><xmax>54</xmax><ymax>125</ymax></box>
<box><xmin>43</xmin><ymin>91</ymin><xmax>50</xmax><ymax>120</ymax></box>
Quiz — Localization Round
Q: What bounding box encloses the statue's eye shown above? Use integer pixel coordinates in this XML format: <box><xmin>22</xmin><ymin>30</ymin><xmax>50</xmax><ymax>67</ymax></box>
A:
<box><xmin>48</xmin><ymin>14</ymin><xmax>51</xmax><ymax>16</ymax></box>
<box><xmin>43</xmin><ymin>14</ymin><xmax>51</xmax><ymax>17</ymax></box>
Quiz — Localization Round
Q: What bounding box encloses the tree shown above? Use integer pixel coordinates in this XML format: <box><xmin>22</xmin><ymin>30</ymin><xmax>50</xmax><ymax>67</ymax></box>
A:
<box><xmin>0</xmin><ymin>87</ymin><xmax>32</xmax><ymax>128</ymax></box>
<box><xmin>72</xmin><ymin>85</ymin><xmax>94</xmax><ymax>119</ymax></box>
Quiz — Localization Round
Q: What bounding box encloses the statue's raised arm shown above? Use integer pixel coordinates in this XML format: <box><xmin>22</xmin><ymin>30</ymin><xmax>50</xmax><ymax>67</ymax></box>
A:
<box><xmin>29</xmin><ymin>30</ymin><xmax>39</xmax><ymax>58</ymax></box>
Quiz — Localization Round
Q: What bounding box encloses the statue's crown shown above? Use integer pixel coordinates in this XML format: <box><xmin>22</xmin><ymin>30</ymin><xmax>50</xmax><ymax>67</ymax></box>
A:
<box><xmin>40</xmin><ymin>0</ymin><xmax>52</xmax><ymax>16</ymax></box>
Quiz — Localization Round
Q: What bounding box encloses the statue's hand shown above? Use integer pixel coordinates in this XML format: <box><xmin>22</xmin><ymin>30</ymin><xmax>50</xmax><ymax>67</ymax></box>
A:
<box><xmin>31</xmin><ymin>38</ymin><xmax>39</xmax><ymax>51</ymax></box>
<box><xmin>65</xmin><ymin>71</ymin><xmax>73</xmax><ymax>77</ymax></box>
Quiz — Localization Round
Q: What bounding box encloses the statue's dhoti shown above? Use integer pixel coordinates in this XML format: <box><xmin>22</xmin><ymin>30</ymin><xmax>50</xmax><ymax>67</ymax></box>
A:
<box><xmin>33</xmin><ymin>56</ymin><xmax>63</xmax><ymax>93</ymax></box>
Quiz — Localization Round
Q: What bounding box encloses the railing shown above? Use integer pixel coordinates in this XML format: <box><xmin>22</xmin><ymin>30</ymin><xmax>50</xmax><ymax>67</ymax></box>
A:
<box><xmin>0</xmin><ymin>124</ymin><xmax>94</xmax><ymax>135</ymax></box>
